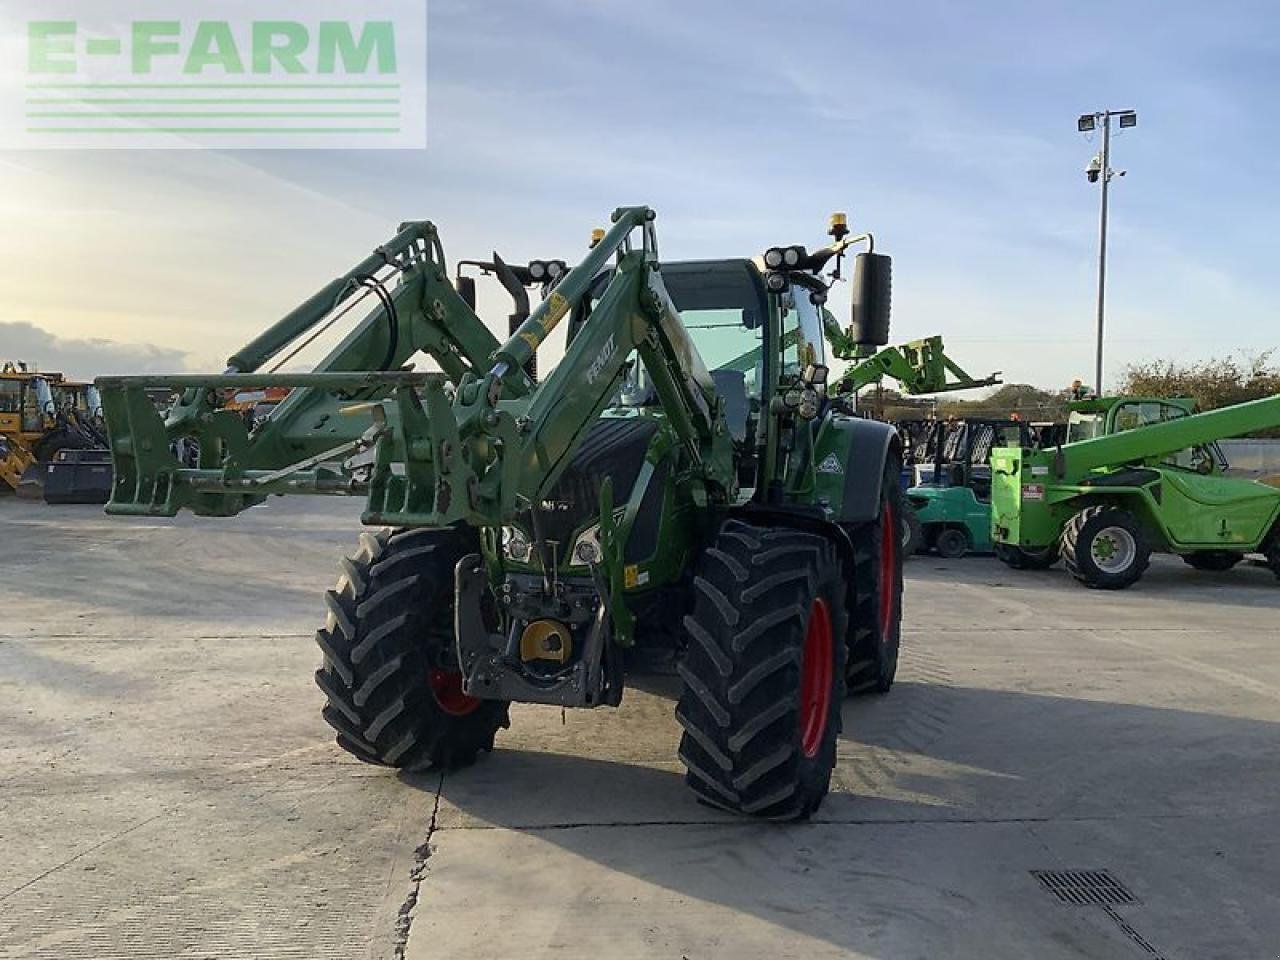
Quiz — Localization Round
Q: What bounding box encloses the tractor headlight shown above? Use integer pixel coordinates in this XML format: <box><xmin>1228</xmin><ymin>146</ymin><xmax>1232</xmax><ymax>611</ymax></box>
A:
<box><xmin>765</xmin><ymin>246</ymin><xmax>806</xmax><ymax>269</ymax></box>
<box><xmin>574</xmin><ymin>536</ymin><xmax>601</xmax><ymax>566</ymax></box>
<box><xmin>765</xmin><ymin>271</ymin><xmax>789</xmax><ymax>293</ymax></box>
<box><xmin>571</xmin><ymin>524</ymin><xmax>603</xmax><ymax>567</ymax></box>
<box><xmin>569</xmin><ymin>509</ymin><xmax>625</xmax><ymax>567</ymax></box>
<box><xmin>527</xmin><ymin>260</ymin><xmax>548</xmax><ymax>282</ymax></box>
<box><xmin>546</xmin><ymin>259</ymin><xmax>568</xmax><ymax>280</ymax></box>
<box><xmin>502</xmin><ymin>525</ymin><xmax>532</xmax><ymax>563</ymax></box>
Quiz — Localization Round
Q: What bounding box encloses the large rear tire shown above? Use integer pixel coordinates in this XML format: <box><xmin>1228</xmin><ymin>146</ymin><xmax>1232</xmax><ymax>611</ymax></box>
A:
<box><xmin>1062</xmin><ymin>505</ymin><xmax>1151</xmax><ymax>590</ymax></box>
<box><xmin>313</xmin><ymin>527</ymin><xmax>509</xmax><ymax>770</ymax></box>
<box><xmin>676</xmin><ymin>521</ymin><xmax>848</xmax><ymax>820</ymax></box>
<box><xmin>845</xmin><ymin>455</ymin><xmax>905</xmax><ymax>694</ymax></box>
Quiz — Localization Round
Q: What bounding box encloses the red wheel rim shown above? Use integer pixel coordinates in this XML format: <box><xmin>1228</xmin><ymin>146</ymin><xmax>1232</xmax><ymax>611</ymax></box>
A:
<box><xmin>798</xmin><ymin>597</ymin><xmax>833</xmax><ymax>759</ymax></box>
<box><xmin>429</xmin><ymin>668</ymin><xmax>481</xmax><ymax>717</ymax></box>
<box><xmin>879</xmin><ymin>501</ymin><xmax>897</xmax><ymax>641</ymax></box>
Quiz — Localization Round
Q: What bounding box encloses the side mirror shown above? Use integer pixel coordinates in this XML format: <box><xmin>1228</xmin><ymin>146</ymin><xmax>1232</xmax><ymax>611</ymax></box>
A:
<box><xmin>454</xmin><ymin>275</ymin><xmax>477</xmax><ymax>311</ymax></box>
<box><xmin>849</xmin><ymin>252</ymin><xmax>892</xmax><ymax>348</ymax></box>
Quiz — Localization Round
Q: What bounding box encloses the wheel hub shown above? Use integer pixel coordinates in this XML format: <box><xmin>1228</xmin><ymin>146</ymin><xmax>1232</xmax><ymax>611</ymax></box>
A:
<box><xmin>1091</xmin><ymin>526</ymin><xmax>1136</xmax><ymax>573</ymax></box>
<box><xmin>429</xmin><ymin>667</ymin><xmax>481</xmax><ymax>716</ymax></box>
<box><xmin>798</xmin><ymin>597</ymin><xmax>833</xmax><ymax>758</ymax></box>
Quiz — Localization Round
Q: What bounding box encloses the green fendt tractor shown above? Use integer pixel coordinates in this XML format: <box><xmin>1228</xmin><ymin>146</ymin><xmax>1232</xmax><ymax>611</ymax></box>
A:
<box><xmin>991</xmin><ymin>393</ymin><xmax>1280</xmax><ymax>588</ymax></box>
<box><xmin>95</xmin><ymin>207</ymin><xmax>906</xmax><ymax>819</ymax></box>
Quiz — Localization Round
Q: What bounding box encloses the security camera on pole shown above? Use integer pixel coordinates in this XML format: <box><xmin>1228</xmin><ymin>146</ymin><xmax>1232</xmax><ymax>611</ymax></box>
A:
<box><xmin>1078</xmin><ymin>108</ymin><xmax>1137</xmax><ymax>395</ymax></box>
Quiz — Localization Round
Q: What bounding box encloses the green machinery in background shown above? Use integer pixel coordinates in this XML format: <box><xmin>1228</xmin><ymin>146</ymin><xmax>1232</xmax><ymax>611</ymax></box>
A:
<box><xmin>991</xmin><ymin>393</ymin><xmax>1280</xmax><ymax>588</ymax></box>
<box><xmin>825</xmin><ymin>325</ymin><xmax>1002</xmax><ymax>400</ymax></box>
<box><xmin>905</xmin><ymin>418</ymin><xmax>1030</xmax><ymax>558</ymax></box>
<box><xmin>906</xmin><ymin>398</ymin><xmax>1198</xmax><ymax>561</ymax></box>
<box><xmin>95</xmin><ymin>208</ymin><xmax>910</xmax><ymax>819</ymax></box>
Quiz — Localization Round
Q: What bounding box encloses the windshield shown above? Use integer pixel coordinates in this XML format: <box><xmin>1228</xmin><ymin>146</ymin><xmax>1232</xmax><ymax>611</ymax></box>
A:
<box><xmin>779</xmin><ymin>285</ymin><xmax>826</xmax><ymax>375</ymax></box>
<box><xmin>620</xmin><ymin>260</ymin><xmax>770</xmax><ymax>409</ymax></box>
<box><xmin>1067</xmin><ymin>411</ymin><xmax>1105</xmax><ymax>444</ymax></box>
<box><xmin>682</xmin><ymin>308</ymin><xmax>763</xmax><ymax>395</ymax></box>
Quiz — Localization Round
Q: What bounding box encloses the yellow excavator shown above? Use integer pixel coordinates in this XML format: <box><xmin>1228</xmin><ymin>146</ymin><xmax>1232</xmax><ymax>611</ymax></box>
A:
<box><xmin>0</xmin><ymin>361</ymin><xmax>110</xmax><ymax>503</ymax></box>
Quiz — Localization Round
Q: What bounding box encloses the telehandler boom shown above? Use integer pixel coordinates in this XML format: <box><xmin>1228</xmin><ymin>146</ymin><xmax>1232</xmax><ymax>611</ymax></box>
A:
<box><xmin>96</xmin><ymin>207</ymin><xmax>907</xmax><ymax>819</ymax></box>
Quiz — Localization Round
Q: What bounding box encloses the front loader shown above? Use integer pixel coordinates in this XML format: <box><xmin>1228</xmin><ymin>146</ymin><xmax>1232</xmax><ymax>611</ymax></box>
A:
<box><xmin>0</xmin><ymin>362</ymin><xmax>109</xmax><ymax>503</ymax></box>
<box><xmin>991</xmin><ymin>393</ymin><xmax>1280</xmax><ymax>588</ymax></box>
<box><xmin>96</xmin><ymin>207</ymin><xmax>905</xmax><ymax>819</ymax></box>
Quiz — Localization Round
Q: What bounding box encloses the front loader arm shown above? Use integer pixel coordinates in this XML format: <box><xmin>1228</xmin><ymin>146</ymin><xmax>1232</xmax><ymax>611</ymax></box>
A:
<box><xmin>97</xmin><ymin>206</ymin><xmax>733</xmax><ymax>529</ymax></box>
<box><xmin>97</xmin><ymin>220</ymin><xmax>523</xmax><ymax>518</ymax></box>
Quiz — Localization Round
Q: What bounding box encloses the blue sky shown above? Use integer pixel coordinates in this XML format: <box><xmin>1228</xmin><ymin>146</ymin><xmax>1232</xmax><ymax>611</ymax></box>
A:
<box><xmin>2</xmin><ymin>0</ymin><xmax>1277</xmax><ymax>390</ymax></box>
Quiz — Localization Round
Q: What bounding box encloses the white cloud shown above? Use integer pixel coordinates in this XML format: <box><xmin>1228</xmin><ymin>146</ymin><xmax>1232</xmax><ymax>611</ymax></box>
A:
<box><xmin>0</xmin><ymin>321</ymin><xmax>189</xmax><ymax>380</ymax></box>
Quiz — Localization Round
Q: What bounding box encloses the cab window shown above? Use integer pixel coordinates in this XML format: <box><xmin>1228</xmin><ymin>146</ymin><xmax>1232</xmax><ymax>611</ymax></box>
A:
<box><xmin>0</xmin><ymin>380</ymin><xmax>19</xmax><ymax>415</ymax></box>
<box><xmin>779</xmin><ymin>285</ymin><xmax>826</xmax><ymax>376</ymax></box>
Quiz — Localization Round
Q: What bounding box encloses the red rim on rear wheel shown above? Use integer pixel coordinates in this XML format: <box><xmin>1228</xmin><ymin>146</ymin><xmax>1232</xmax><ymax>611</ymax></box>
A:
<box><xmin>798</xmin><ymin>597</ymin><xmax>833</xmax><ymax>758</ymax></box>
<box><xmin>879</xmin><ymin>501</ymin><xmax>897</xmax><ymax>641</ymax></box>
<box><xmin>429</xmin><ymin>668</ymin><xmax>481</xmax><ymax>716</ymax></box>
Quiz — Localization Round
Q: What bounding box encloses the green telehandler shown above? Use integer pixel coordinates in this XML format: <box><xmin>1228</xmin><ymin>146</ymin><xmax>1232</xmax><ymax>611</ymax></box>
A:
<box><xmin>95</xmin><ymin>207</ymin><xmax>907</xmax><ymax>819</ymax></box>
<box><xmin>991</xmin><ymin>393</ymin><xmax>1280</xmax><ymax>588</ymax></box>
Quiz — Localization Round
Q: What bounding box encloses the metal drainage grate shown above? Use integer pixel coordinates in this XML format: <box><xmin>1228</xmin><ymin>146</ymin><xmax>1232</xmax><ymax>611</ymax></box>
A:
<box><xmin>1032</xmin><ymin>869</ymin><xmax>1139</xmax><ymax>906</ymax></box>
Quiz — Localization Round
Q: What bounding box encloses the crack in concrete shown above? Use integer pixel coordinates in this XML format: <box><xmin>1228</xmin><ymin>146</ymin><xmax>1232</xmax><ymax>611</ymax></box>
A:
<box><xmin>391</xmin><ymin>770</ymin><xmax>444</xmax><ymax>960</ymax></box>
<box><xmin>0</xmin><ymin>811</ymin><xmax>167</xmax><ymax>903</ymax></box>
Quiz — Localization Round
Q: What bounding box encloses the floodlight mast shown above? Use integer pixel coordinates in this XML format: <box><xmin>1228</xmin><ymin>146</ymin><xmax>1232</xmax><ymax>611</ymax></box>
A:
<box><xmin>1080</xmin><ymin>108</ymin><xmax>1137</xmax><ymax>395</ymax></box>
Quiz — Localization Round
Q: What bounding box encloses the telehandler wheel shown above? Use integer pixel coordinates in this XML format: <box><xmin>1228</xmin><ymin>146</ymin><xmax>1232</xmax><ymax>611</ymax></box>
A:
<box><xmin>676</xmin><ymin>521</ymin><xmax>848</xmax><ymax>820</ymax></box>
<box><xmin>1062</xmin><ymin>505</ymin><xmax>1151</xmax><ymax>590</ymax></box>
<box><xmin>994</xmin><ymin>543</ymin><xmax>1060</xmax><ymax>570</ymax></box>
<box><xmin>1182</xmin><ymin>551</ymin><xmax>1243</xmax><ymax>572</ymax></box>
<box><xmin>845</xmin><ymin>456</ymin><xmax>905</xmax><ymax>695</ymax></box>
<box><xmin>1266</xmin><ymin>538</ymin><xmax>1280</xmax><ymax>582</ymax></box>
<box><xmin>313</xmin><ymin>527</ymin><xmax>510</xmax><ymax>770</ymax></box>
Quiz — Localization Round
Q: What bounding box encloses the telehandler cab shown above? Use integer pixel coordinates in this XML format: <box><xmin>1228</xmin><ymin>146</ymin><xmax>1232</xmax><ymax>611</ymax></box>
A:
<box><xmin>96</xmin><ymin>207</ymin><xmax>905</xmax><ymax>818</ymax></box>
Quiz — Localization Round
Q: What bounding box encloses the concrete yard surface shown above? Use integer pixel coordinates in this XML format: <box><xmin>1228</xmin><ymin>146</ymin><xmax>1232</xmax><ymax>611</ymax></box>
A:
<box><xmin>2</xmin><ymin>496</ymin><xmax>1278</xmax><ymax>959</ymax></box>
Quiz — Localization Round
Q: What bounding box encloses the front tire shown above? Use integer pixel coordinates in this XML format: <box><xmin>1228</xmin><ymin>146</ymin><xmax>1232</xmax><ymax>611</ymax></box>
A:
<box><xmin>845</xmin><ymin>455</ymin><xmax>905</xmax><ymax>694</ymax></box>
<box><xmin>676</xmin><ymin>521</ymin><xmax>848</xmax><ymax>819</ymax></box>
<box><xmin>902</xmin><ymin>508</ymin><xmax>924</xmax><ymax>556</ymax></box>
<box><xmin>1062</xmin><ymin>505</ymin><xmax>1151</xmax><ymax>590</ymax></box>
<box><xmin>313</xmin><ymin>527</ymin><xmax>509</xmax><ymax>770</ymax></box>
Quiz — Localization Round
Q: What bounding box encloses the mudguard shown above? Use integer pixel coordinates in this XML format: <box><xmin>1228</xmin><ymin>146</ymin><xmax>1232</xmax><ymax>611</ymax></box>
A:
<box><xmin>811</xmin><ymin>412</ymin><xmax>899</xmax><ymax>524</ymax></box>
